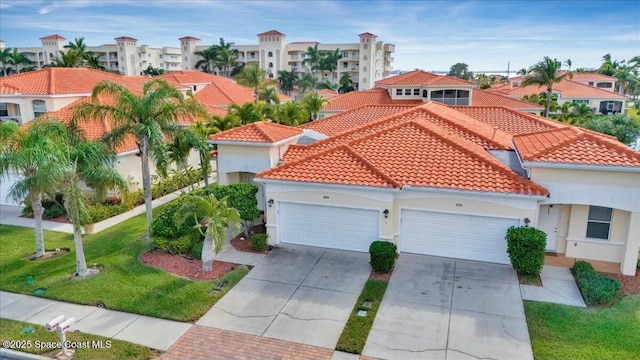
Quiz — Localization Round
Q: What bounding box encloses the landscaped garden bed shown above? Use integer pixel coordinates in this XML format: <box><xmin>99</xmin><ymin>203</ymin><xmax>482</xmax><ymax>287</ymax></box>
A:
<box><xmin>140</xmin><ymin>249</ymin><xmax>238</xmax><ymax>281</ymax></box>
<box><xmin>229</xmin><ymin>224</ymin><xmax>272</xmax><ymax>254</ymax></box>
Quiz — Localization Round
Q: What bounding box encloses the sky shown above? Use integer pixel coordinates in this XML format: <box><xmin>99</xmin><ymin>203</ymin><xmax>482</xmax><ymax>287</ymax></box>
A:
<box><xmin>0</xmin><ymin>0</ymin><xmax>638</xmax><ymax>73</ymax></box>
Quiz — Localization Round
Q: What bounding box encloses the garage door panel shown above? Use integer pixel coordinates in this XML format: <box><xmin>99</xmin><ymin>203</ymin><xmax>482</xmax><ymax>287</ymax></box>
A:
<box><xmin>401</xmin><ymin>210</ymin><xmax>518</xmax><ymax>264</ymax></box>
<box><xmin>279</xmin><ymin>203</ymin><xmax>379</xmax><ymax>252</ymax></box>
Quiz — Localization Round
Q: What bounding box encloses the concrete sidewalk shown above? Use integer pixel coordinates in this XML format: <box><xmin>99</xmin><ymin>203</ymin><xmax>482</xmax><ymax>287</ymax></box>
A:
<box><xmin>0</xmin><ymin>291</ymin><xmax>191</xmax><ymax>351</ymax></box>
<box><xmin>520</xmin><ymin>265</ymin><xmax>586</xmax><ymax>307</ymax></box>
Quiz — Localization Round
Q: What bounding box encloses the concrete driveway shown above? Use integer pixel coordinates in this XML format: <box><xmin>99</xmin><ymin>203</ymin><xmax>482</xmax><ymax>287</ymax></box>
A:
<box><xmin>197</xmin><ymin>244</ymin><xmax>371</xmax><ymax>348</ymax></box>
<box><xmin>363</xmin><ymin>254</ymin><xmax>533</xmax><ymax>360</ymax></box>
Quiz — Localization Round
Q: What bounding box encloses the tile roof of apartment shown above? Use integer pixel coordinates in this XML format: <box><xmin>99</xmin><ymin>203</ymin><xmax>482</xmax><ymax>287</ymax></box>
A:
<box><xmin>301</xmin><ymin>104</ymin><xmax>416</xmax><ymax>136</ymax></box>
<box><xmin>471</xmin><ymin>89</ymin><xmax>543</xmax><ymax>109</ymax></box>
<box><xmin>260</xmin><ymin>116</ymin><xmax>547</xmax><ymax>195</ymax></box>
<box><xmin>194</xmin><ymin>81</ymin><xmax>255</xmax><ymax>107</ymax></box>
<box><xmin>489</xmin><ymin>79</ymin><xmax>626</xmax><ymax>99</ymax></box>
<box><xmin>157</xmin><ymin>70</ymin><xmax>235</xmax><ymax>85</ymax></box>
<box><xmin>258</xmin><ymin>30</ymin><xmax>286</xmax><ymax>36</ymax></box>
<box><xmin>114</xmin><ymin>36</ymin><xmax>138</xmax><ymax>41</ymax></box>
<box><xmin>322</xmin><ymin>87</ymin><xmax>422</xmax><ymax>111</ymax></box>
<box><xmin>39</xmin><ymin>34</ymin><xmax>66</xmax><ymax>40</ymax></box>
<box><xmin>209</xmin><ymin>121</ymin><xmax>302</xmax><ymax>144</ymax></box>
<box><xmin>359</xmin><ymin>32</ymin><xmax>377</xmax><ymax>37</ymax></box>
<box><xmin>375</xmin><ymin>70</ymin><xmax>474</xmax><ymax>86</ymax></box>
<box><xmin>513</xmin><ymin>127</ymin><xmax>640</xmax><ymax>167</ymax></box>
<box><xmin>179</xmin><ymin>36</ymin><xmax>201</xmax><ymax>41</ymax></box>
<box><xmin>0</xmin><ymin>67</ymin><xmax>147</xmax><ymax>95</ymax></box>
<box><xmin>451</xmin><ymin>106</ymin><xmax>563</xmax><ymax>135</ymax></box>
<box><xmin>288</xmin><ymin>42</ymin><xmax>319</xmax><ymax>45</ymax></box>
<box><xmin>563</xmin><ymin>72</ymin><xmax>617</xmax><ymax>82</ymax></box>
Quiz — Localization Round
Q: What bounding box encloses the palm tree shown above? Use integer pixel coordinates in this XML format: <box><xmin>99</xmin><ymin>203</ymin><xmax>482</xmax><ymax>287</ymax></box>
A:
<box><xmin>277</xmin><ymin>69</ymin><xmax>297</xmax><ymax>96</ymax></box>
<box><xmin>303</xmin><ymin>44</ymin><xmax>323</xmax><ymax>75</ymax></box>
<box><xmin>174</xmin><ymin>194</ymin><xmax>240</xmax><ymax>272</ymax></box>
<box><xmin>51</xmin><ymin>49</ymin><xmax>83</xmax><ymax>67</ymax></box>
<box><xmin>195</xmin><ymin>47</ymin><xmax>217</xmax><ymax>74</ymax></box>
<box><xmin>301</xmin><ymin>91</ymin><xmax>328</xmax><ymax>121</ymax></box>
<box><xmin>64</xmin><ymin>38</ymin><xmax>89</xmax><ymax>60</ymax></box>
<box><xmin>275</xmin><ymin>101</ymin><xmax>308</xmax><ymax>126</ymax></box>
<box><xmin>564</xmin><ymin>59</ymin><xmax>572</xmax><ymax>71</ymax></box>
<box><xmin>234</xmin><ymin>63</ymin><xmax>265</xmax><ymax>104</ymax></box>
<box><xmin>60</xmin><ymin>139</ymin><xmax>126</xmax><ymax>278</ymax></box>
<box><xmin>167</xmin><ymin>127</ymin><xmax>208</xmax><ymax>171</ymax></box>
<box><xmin>516</xmin><ymin>68</ymin><xmax>528</xmax><ymax>76</ymax></box>
<box><xmin>319</xmin><ymin>49</ymin><xmax>342</xmax><ymax>81</ymax></box>
<box><xmin>338</xmin><ymin>74</ymin><xmax>355</xmax><ymax>93</ymax></box>
<box><xmin>258</xmin><ymin>86</ymin><xmax>280</xmax><ymax>105</ymax></box>
<box><xmin>207</xmin><ymin>112</ymin><xmax>241</xmax><ymax>133</ymax></box>
<box><xmin>72</xmin><ymin>79</ymin><xmax>207</xmax><ymax>239</ymax></box>
<box><xmin>212</xmin><ymin>38</ymin><xmax>239</xmax><ymax>78</ymax></box>
<box><xmin>189</xmin><ymin>121</ymin><xmax>213</xmax><ymax>187</ymax></box>
<box><xmin>85</xmin><ymin>53</ymin><xmax>106</xmax><ymax>70</ymax></box>
<box><xmin>229</xmin><ymin>102</ymin><xmax>273</xmax><ymax>124</ymax></box>
<box><xmin>297</xmin><ymin>71</ymin><xmax>319</xmax><ymax>95</ymax></box>
<box><xmin>570</xmin><ymin>102</ymin><xmax>594</xmax><ymax>124</ymax></box>
<box><xmin>0</xmin><ymin>119</ymin><xmax>68</xmax><ymax>258</ymax></box>
<box><xmin>521</xmin><ymin>57</ymin><xmax>572</xmax><ymax>117</ymax></box>
<box><xmin>6</xmin><ymin>48</ymin><xmax>31</xmax><ymax>73</ymax></box>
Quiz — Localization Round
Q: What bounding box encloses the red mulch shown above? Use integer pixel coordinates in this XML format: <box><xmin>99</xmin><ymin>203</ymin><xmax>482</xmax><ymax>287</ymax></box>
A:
<box><xmin>369</xmin><ymin>270</ymin><xmax>392</xmax><ymax>282</ymax></box>
<box><xmin>20</xmin><ymin>214</ymin><xmax>69</xmax><ymax>224</ymax></box>
<box><xmin>518</xmin><ymin>273</ymin><xmax>543</xmax><ymax>286</ymax></box>
<box><xmin>140</xmin><ymin>249</ymin><xmax>236</xmax><ymax>281</ymax></box>
<box><xmin>609</xmin><ymin>268</ymin><xmax>640</xmax><ymax>295</ymax></box>
<box><xmin>229</xmin><ymin>224</ymin><xmax>272</xmax><ymax>254</ymax></box>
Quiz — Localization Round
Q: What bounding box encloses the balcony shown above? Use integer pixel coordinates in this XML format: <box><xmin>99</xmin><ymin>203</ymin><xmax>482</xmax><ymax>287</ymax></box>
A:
<box><xmin>384</xmin><ymin>44</ymin><xmax>395</xmax><ymax>52</ymax></box>
<box><xmin>384</xmin><ymin>56</ymin><xmax>394</xmax><ymax>62</ymax></box>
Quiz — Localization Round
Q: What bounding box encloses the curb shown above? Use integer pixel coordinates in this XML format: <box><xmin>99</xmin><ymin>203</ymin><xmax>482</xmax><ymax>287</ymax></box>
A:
<box><xmin>0</xmin><ymin>348</ymin><xmax>51</xmax><ymax>360</ymax></box>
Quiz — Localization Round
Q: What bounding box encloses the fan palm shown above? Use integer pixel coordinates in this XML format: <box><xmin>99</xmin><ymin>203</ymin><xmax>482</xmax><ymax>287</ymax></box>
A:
<box><xmin>0</xmin><ymin>119</ymin><xmax>68</xmax><ymax>258</ymax></box>
<box><xmin>72</xmin><ymin>79</ymin><xmax>207</xmax><ymax>239</ymax></box>
<box><xmin>234</xmin><ymin>63</ymin><xmax>265</xmax><ymax>104</ymax></box>
<box><xmin>174</xmin><ymin>194</ymin><xmax>241</xmax><ymax>271</ymax></box>
<box><xmin>521</xmin><ymin>57</ymin><xmax>572</xmax><ymax>117</ymax></box>
<box><xmin>301</xmin><ymin>91</ymin><xmax>328</xmax><ymax>121</ymax></box>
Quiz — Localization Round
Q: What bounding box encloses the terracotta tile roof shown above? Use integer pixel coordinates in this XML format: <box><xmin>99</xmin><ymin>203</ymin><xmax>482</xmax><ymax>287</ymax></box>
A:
<box><xmin>261</xmin><ymin>117</ymin><xmax>547</xmax><ymax>195</ymax></box>
<box><xmin>114</xmin><ymin>36</ymin><xmax>138</xmax><ymax>41</ymax></box>
<box><xmin>288</xmin><ymin>42</ymin><xmax>319</xmax><ymax>45</ymax></box>
<box><xmin>323</xmin><ymin>88</ymin><xmax>422</xmax><ymax>111</ymax></box>
<box><xmin>0</xmin><ymin>67</ymin><xmax>147</xmax><ymax>95</ymax></box>
<box><xmin>563</xmin><ymin>72</ymin><xmax>617</xmax><ymax>82</ymax></box>
<box><xmin>301</xmin><ymin>104</ymin><xmax>415</xmax><ymax>136</ymax></box>
<box><xmin>489</xmin><ymin>79</ymin><xmax>625</xmax><ymax>99</ymax></box>
<box><xmin>204</xmin><ymin>106</ymin><xmax>229</xmax><ymax>117</ymax></box>
<box><xmin>375</xmin><ymin>70</ymin><xmax>474</xmax><ymax>86</ymax></box>
<box><xmin>359</xmin><ymin>32</ymin><xmax>377</xmax><ymax>37</ymax></box>
<box><xmin>157</xmin><ymin>70</ymin><xmax>234</xmax><ymax>85</ymax></box>
<box><xmin>194</xmin><ymin>81</ymin><xmax>255</xmax><ymax>107</ymax></box>
<box><xmin>317</xmin><ymin>89</ymin><xmax>338</xmax><ymax>96</ymax></box>
<box><xmin>39</xmin><ymin>34</ymin><xmax>66</xmax><ymax>40</ymax></box>
<box><xmin>452</xmin><ymin>106</ymin><xmax>563</xmax><ymax>135</ymax></box>
<box><xmin>209</xmin><ymin>121</ymin><xmax>302</xmax><ymax>144</ymax></box>
<box><xmin>471</xmin><ymin>89</ymin><xmax>543</xmax><ymax>109</ymax></box>
<box><xmin>258</xmin><ymin>30</ymin><xmax>285</xmax><ymax>36</ymax></box>
<box><xmin>179</xmin><ymin>36</ymin><xmax>201</xmax><ymax>41</ymax></box>
<box><xmin>513</xmin><ymin>127</ymin><xmax>640</xmax><ymax>167</ymax></box>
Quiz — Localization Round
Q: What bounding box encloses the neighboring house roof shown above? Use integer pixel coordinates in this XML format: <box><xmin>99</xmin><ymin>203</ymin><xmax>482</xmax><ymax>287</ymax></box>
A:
<box><xmin>258</xmin><ymin>30</ymin><xmax>285</xmax><ymax>36</ymax></box>
<box><xmin>194</xmin><ymin>81</ymin><xmax>255</xmax><ymax>107</ymax></box>
<box><xmin>301</xmin><ymin>104</ymin><xmax>416</xmax><ymax>136</ymax></box>
<box><xmin>157</xmin><ymin>70</ymin><xmax>233</xmax><ymax>85</ymax></box>
<box><xmin>375</xmin><ymin>70</ymin><xmax>474</xmax><ymax>86</ymax></box>
<box><xmin>209</xmin><ymin>121</ymin><xmax>302</xmax><ymax>144</ymax></box>
<box><xmin>260</xmin><ymin>114</ymin><xmax>547</xmax><ymax>195</ymax></box>
<box><xmin>0</xmin><ymin>67</ymin><xmax>146</xmax><ymax>95</ymax></box>
<box><xmin>489</xmin><ymin>79</ymin><xmax>626</xmax><ymax>99</ymax></box>
<box><xmin>471</xmin><ymin>89</ymin><xmax>543</xmax><ymax>109</ymax></box>
<box><xmin>513</xmin><ymin>127</ymin><xmax>640</xmax><ymax>167</ymax></box>
<box><xmin>563</xmin><ymin>72</ymin><xmax>617</xmax><ymax>82</ymax></box>
<box><xmin>452</xmin><ymin>106</ymin><xmax>563</xmax><ymax>135</ymax></box>
<box><xmin>203</xmin><ymin>105</ymin><xmax>229</xmax><ymax>117</ymax></box>
<box><xmin>322</xmin><ymin>88</ymin><xmax>422</xmax><ymax>111</ymax></box>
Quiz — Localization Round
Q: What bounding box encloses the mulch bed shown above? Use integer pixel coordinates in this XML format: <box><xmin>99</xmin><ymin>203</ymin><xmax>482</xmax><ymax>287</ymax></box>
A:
<box><xmin>28</xmin><ymin>248</ymin><xmax>70</xmax><ymax>261</ymax></box>
<box><xmin>609</xmin><ymin>268</ymin><xmax>640</xmax><ymax>295</ymax></box>
<box><xmin>20</xmin><ymin>214</ymin><xmax>69</xmax><ymax>224</ymax></box>
<box><xmin>140</xmin><ymin>249</ymin><xmax>236</xmax><ymax>281</ymax></box>
<box><xmin>518</xmin><ymin>273</ymin><xmax>543</xmax><ymax>286</ymax></box>
<box><xmin>369</xmin><ymin>270</ymin><xmax>392</xmax><ymax>282</ymax></box>
<box><xmin>229</xmin><ymin>224</ymin><xmax>272</xmax><ymax>254</ymax></box>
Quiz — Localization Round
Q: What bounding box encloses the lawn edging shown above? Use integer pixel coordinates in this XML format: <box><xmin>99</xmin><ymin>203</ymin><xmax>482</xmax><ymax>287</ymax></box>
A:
<box><xmin>335</xmin><ymin>279</ymin><xmax>388</xmax><ymax>354</ymax></box>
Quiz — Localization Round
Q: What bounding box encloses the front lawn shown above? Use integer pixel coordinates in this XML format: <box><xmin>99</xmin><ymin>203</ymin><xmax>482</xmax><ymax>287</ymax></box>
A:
<box><xmin>525</xmin><ymin>295</ymin><xmax>640</xmax><ymax>360</ymax></box>
<box><xmin>0</xmin><ymin>318</ymin><xmax>156</xmax><ymax>360</ymax></box>
<box><xmin>0</xmin><ymin>210</ymin><xmax>247</xmax><ymax>322</ymax></box>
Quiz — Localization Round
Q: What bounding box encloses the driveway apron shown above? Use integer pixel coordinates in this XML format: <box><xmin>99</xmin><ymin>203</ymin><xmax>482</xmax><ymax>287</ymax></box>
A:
<box><xmin>196</xmin><ymin>245</ymin><xmax>371</xmax><ymax>349</ymax></box>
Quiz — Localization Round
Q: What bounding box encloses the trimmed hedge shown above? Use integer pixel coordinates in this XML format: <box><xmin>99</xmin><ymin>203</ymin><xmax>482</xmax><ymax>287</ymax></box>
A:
<box><xmin>572</xmin><ymin>261</ymin><xmax>621</xmax><ymax>305</ymax></box>
<box><xmin>251</xmin><ymin>234</ymin><xmax>268</xmax><ymax>252</ymax></box>
<box><xmin>506</xmin><ymin>226</ymin><xmax>547</xmax><ymax>276</ymax></box>
<box><xmin>369</xmin><ymin>241</ymin><xmax>397</xmax><ymax>273</ymax></box>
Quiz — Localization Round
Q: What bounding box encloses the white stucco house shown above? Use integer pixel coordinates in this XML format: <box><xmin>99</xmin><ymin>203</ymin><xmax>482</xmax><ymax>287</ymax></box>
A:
<box><xmin>211</xmin><ymin>99</ymin><xmax>640</xmax><ymax>276</ymax></box>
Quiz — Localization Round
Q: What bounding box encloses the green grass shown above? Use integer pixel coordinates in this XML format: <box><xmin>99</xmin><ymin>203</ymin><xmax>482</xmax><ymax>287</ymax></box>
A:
<box><xmin>0</xmin><ymin>209</ymin><xmax>249</xmax><ymax>322</ymax></box>
<box><xmin>525</xmin><ymin>295</ymin><xmax>640</xmax><ymax>360</ymax></box>
<box><xmin>0</xmin><ymin>318</ymin><xmax>156</xmax><ymax>359</ymax></box>
<box><xmin>627</xmin><ymin>107</ymin><xmax>640</xmax><ymax>121</ymax></box>
<box><xmin>335</xmin><ymin>279</ymin><xmax>388</xmax><ymax>354</ymax></box>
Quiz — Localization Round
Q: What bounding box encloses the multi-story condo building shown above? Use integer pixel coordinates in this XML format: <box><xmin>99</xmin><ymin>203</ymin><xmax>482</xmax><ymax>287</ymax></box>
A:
<box><xmin>1</xmin><ymin>35</ymin><xmax>182</xmax><ymax>76</ymax></box>
<box><xmin>180</xmin><ymin>30</ymin><xmax>395</xmax><ymax>90</ymax></box>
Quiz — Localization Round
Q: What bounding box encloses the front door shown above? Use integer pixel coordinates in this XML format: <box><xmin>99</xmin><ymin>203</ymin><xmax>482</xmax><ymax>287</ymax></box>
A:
<box><xmin>537</xmin><ymin>205</ymin><xmax>559</xmax><ymax>252</ymax></box>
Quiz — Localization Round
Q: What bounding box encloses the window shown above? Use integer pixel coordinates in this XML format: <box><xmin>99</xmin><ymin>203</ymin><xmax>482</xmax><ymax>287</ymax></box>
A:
<box><xmin>343</xmin><ymin>62</ymin><xmax>348</xmax><ymax>69</ymax></box>
<box><xmin>422</xmin><ymin>90</ymin><xmax>429</xmax><ymax>98</ymax></box>
<box><xmin>0</xmin><ymin>103</ymin><xmax>8</xmax><ymax>117</ymax></box>
<box><xmin>268</xmin><ymin>51</ymin><xmax>273</xmax><ymax>57</ymax></box>
<box><xmin>363</xmin><ymin>55</ymin><xmax>368</xmax><ymax>61</ymax></box>
<box><xmin>573</xmin><ymin>99</ymin><xmax>589</xmax><ymax>104</ymax></box>
<box><xmin>404</xmin><ymin>89</ymin><xmax>411</xmax><ymax>95</ymax></box>
<box><xmin>430</xmin><ymin>89</ymin><xmax>470</xmax><ymax>105</ymax></box>
<box><xmin>413</xmin><ymin>88</ymin><xmax>420</xmax><ymax>95</ymax></box>
<box><xmin>159</xmin><ymin>54</ymin><xmax>163</xmax><ymax>59</ymax></box>
<box><xmin>586</xmin><ymin>206</ymin><xmax>612</xmax><ymax>240</ymax></box>
<box><xmin>268</xmin><ymin>62</ymin><xmax>273</xmax><ymax>68</ymax></box>
<box><xmin>396</xmin><ymin>89</ymin><xmax>402</xmax><ymax>96</ymax></box>
<box><xmin>588</xmin><ymin>81</ymin><xmax>594</xmax><ymax>86</ymax></box>
<box><xmin>607</xmin><ymin>102</ymin><xmax>614</xmax><ymax>110</ymax></box>
<box><xmin>596</xmin><ymin>82</ymin><xmax>612</xmax><ymax>88</ymax></box>
<box><xmin>32</xmin><ymin>100</ymin><xmax>46</xmax><ymax>118</ymax></box>
<box><xmin>342</xmin><ymin>51</ymin><xmax>348</xmax><ymax>58</ymax></box>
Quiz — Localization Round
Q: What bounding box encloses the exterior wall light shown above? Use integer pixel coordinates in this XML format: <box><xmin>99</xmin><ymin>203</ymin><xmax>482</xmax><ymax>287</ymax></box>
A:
<box><xmin>268</xmin><ymin>199</ymin><xmax>274</xmax><ymax>207</ymax></box>
<box><xmin>383</xmin><ymin>209</ymin><xmax>389</xmax><ymax>219</ymax></box>
<box><xmin>524</xmin><ymin>217</ymin><xmax>531</xmax><ymax>227</ymax></box>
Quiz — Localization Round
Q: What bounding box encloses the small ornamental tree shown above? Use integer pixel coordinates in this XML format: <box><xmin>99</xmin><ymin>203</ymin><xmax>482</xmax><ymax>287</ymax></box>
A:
<box><xmin>506</xmin><ymin>226</ymin><xmax>547</xmax><ymax>277</ymax></box>
<box><xmin>200</xmin><ymin>183</ymin><xmax>260</xmax><ymax>240</ymax></box>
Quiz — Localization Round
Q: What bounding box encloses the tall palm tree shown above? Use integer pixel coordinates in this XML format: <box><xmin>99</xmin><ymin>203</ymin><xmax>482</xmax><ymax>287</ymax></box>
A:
<box><xmin>521</xmin><ymin>57</ymin><xmax>572</xmax><ymax>117</ymax></box>
<box><xmin>338</xmin><ymin>73</ymin><xmax>355</xmax><ymax>94</ymax></box>
<box><xmin>301</xmin><ymin>91</ymin><xmax>328</xmax><ymax>121</ymax></box>
<box><xmin>194</xmin><ymin>47</ymin><xmax>217</xmax><ymax>74</ymax></box>
<box><xmin>303</xmin><ymin>44</ymin><xmax>323</xmax><ymax>75</ymax></box>
<box><xmin>564</xmin><ymin>59</ymin><xmax>572</xmax><ymax>71</ymax></box>
<box><xmin>258</xmin><ymin>86</ymin><xmax>280</xmax><ymax>105</ymax></box>
<box><xmin>275</xmin><ymin>101</ymin><xmax>308</xmax><ymax>126</ymax></box>
<box><xmin>64</xmin><ymin>37</ymin><xmax>89</xmax><ymax>60</ymax></box>
<box><xmin>190</xmin><ymin>121</ymin><xmax>213</xmax><ymax>187</ymax></box>
<box><xmin>0</xmin><ymin>48</ymin><xmax>11</xmax><ymax>76</ymax></box>
<box><xmin>174</xmin><ymin>194</ymin><xmax>240</xmax><ymax>272</ymax></box>
<box><xmin>234</xmin><ymin>63</ymin><xmax>265</xmax><ymax>104</ymax></box>
<box><xmin>516</xmin><ymin>68</ymin><xmax>528</xmax><ymax>76</ymax></box>
<box><xmin>85</xmin><ymin>53</ymin><xmax>106</xmax><ymax>70</ymax></box>
<box><xmin>297</xmin><ymin>71</ymin><xmax>319</xmax><ymax>95</ymax></box>
<box><xmin>52</xmin><ymin>49</ymin><xmax>83</xmax><ymax>67</ymax></box>
<box><xmin>0</xmin><ymin>119</ymin><xmax>68</xmax><ymax>258</ymax></box>
<box><xmin>319</xmin><ymin>49</ymin><xmax>342</xmax><ymax>81</ymax></box>
<box><xmin>72</xmin><ymin>79</ymin><xmax>207</xmax><ymax>239</ymax></box>
<box><xmin>60</xmin><ymin>139</ymin><xmax>126</xmax><ymax>278</ymax></box>
<box><xmin>229</xmin><ymin>102</ymin><xmax>273</xmax><ymax>124</ymax></box>
<box><xmin>6</xmin><ymin>48</ymin><xmax>31</xmax><ymax>73</ymax></box>
<box><xmin>212</xmin><ymin>38</ymin><xmax>239</xmax><ymax>78</ymax></box>
<box><xmin>277</xmin><ymin>69</ymin><xmax>297</xmax><ymax>95</ymax></box>
<box><xmin>166</xmin><ymin>127</ymin><xmax>208</xmax><ymax>171</ymax></box>
<box><xmin>207</xmin><ymin>112</ymin><xmax>241</xmax><ymax>133</ymax></box>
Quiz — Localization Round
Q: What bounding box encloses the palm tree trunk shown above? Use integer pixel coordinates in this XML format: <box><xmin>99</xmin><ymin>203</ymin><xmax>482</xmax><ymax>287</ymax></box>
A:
<box><xmin>201</xmin><ymin>152</ymin><xmax>210</xmax><ymax>187</ymax></box>
<box><xmin>140</xmin><ymin>137</ymin><xmax>153</xmax><ymax>240</ymax></box>
<box><xmin>73</xmin><ymin>224</ymin><xmax>89</xmax><ymax>276</ymax></box>
<box><xmin>254</xmin><ymin>88</ymin><xmax>259</xmax><ymax>104</ymax></box>
<box><xmin>201</xmin><ymin>235</ymin><xmax>215</xmax><ymax>272</ymax></box>
<box><xmin>545</xmin><ymin>89</ymin><xmax>552</xmax><ymax>117</ymax></box>
<box><xmin>30</xmin><ymin>191</ymin><xmax>46</xmax><ymax>258</ymax></box>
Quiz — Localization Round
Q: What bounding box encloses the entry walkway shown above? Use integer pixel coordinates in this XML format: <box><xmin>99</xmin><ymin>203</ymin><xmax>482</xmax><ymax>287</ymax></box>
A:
<box><xmin>520</xmin><ymin>265</ymin><xmax>586</xmax><ymax>307</ymax></box>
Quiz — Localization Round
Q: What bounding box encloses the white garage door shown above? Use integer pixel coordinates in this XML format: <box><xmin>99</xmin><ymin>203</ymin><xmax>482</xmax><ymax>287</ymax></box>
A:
<box><xmin>0</xmin><ymin>173</ymin><xmax>21</xmax><ymax>206</ymax></box>
<box><xmin>279</xmin><ymin>202</ymin><xmax>380</xmax><ymax>252</ymax></box>
<box><xmin>401</xmin><ymin>210</ymin><xmax>519</xmax><ymax>264</ymax></box>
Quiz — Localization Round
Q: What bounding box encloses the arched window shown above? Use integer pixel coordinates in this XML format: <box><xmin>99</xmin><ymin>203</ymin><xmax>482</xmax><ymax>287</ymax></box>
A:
<box><xmin>268</xmin><ymin>62</ymin><xmax>274</xmax><ymax>68</ymax></box>
<box><xmin>32</xmin><ymin>100</ymin><xmax>47</xmax><ymax>118</ymax></box>
<box><xmin>363</xmin><ymin>55</ymin><xmax>368</xmax><ymax>61</ymax></box>
<box><xmin>268</xmin><ymin>51</ymin><xmax>273</xmax><ymax>57</ymax></box>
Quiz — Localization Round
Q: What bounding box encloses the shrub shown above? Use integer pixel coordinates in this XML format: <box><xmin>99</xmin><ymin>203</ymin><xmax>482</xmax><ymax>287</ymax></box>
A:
<box><xmin>87</xmin><ymin>203</ymin><xmax>129</xmax><ymax>223</ymax></box>
<box><xmin>506</xmin><ymin>226</ymin><xmax>546</xmax><ymax>276</ymax></box>
<box><xmin>251</xmin><ymin>234</ymin><xmax>268</xmax><ymax>252</ymax></box>
<box><xmin>103</xmin><ymin>195</ymin><xmax>122</xmax><ymax>206</ymax></box>
<box><xmin>369</xmin><ymin>241</ymin><xmax>397</xmax><ymax>273</ymax></box>
<box><xmin>572</xmin><ymin>260</ymin><xmax>621</xmax><ymax>305</ymax></box>
<box><xmin>197</xmin><ymin>183</ymin><xmax>260</xmax><ymax>238</ymax></box>
<box><xmin>155</xmin><ymin>234</ymin><xmax>199</xmax><ymax>255</ymax></box>
<box><xmin>43</xmin><ymin>204</ymin><xmax>65</xmax><ymax>219</ymax></box>
<box><xmin>191</xmin><ymin>241</ymin><xmax>203</xmax><ymax>259</ymax></box>
<box><xmin>151</xmin><ymin>195</ymin><xmax>198</xmax><ymax>239</ymax></box>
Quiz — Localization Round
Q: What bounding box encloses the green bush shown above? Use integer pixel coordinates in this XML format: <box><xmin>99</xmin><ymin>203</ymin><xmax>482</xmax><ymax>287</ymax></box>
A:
<box><xmin>155</xmin><ymin>234</ymin><xmax>199</xmax><ymax>255</ymax></box>
<box><xmin>43</xmin><ymin>204</ymin><xmax>65</xmax><ymax>219</ymax></box>
<box><xmin>251</xmin><ymin>234</ymin><xmax>268</xmax><ymax>252</ymax></box>
<box><xmin>369</xmin><ymin>241</ymin><xmax>397</xmax><ymax>273</ymax></box>
<box><xmin>506</xmin><ymin>226</ymin><xmax>547</xmax><ymax>276</ymax></box>
<box><xmin>191</xmin><ymin>241</ymin><xmax>203</xmax><ymax>259</ymax></box>
<box><xmin>87</xmin><ymin>203</ymin><xmax>129</xmax><ymax>223</ymax></box>
<box><xmin>151</xmin><ymin>195</ymin><xmax>198</xmax><ymax>239</ymax></box>
<box><xmin>572</xmin><ymin>260</ymin><xmax>621</xmax><ymax>305</ymax></box>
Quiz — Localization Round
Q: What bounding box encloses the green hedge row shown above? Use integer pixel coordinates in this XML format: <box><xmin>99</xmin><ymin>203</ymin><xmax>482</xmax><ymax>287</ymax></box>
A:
<box><xmin>572</xmin><ymin>261</ymin><xmax>621</xmax><ymax>305</ymax></box>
